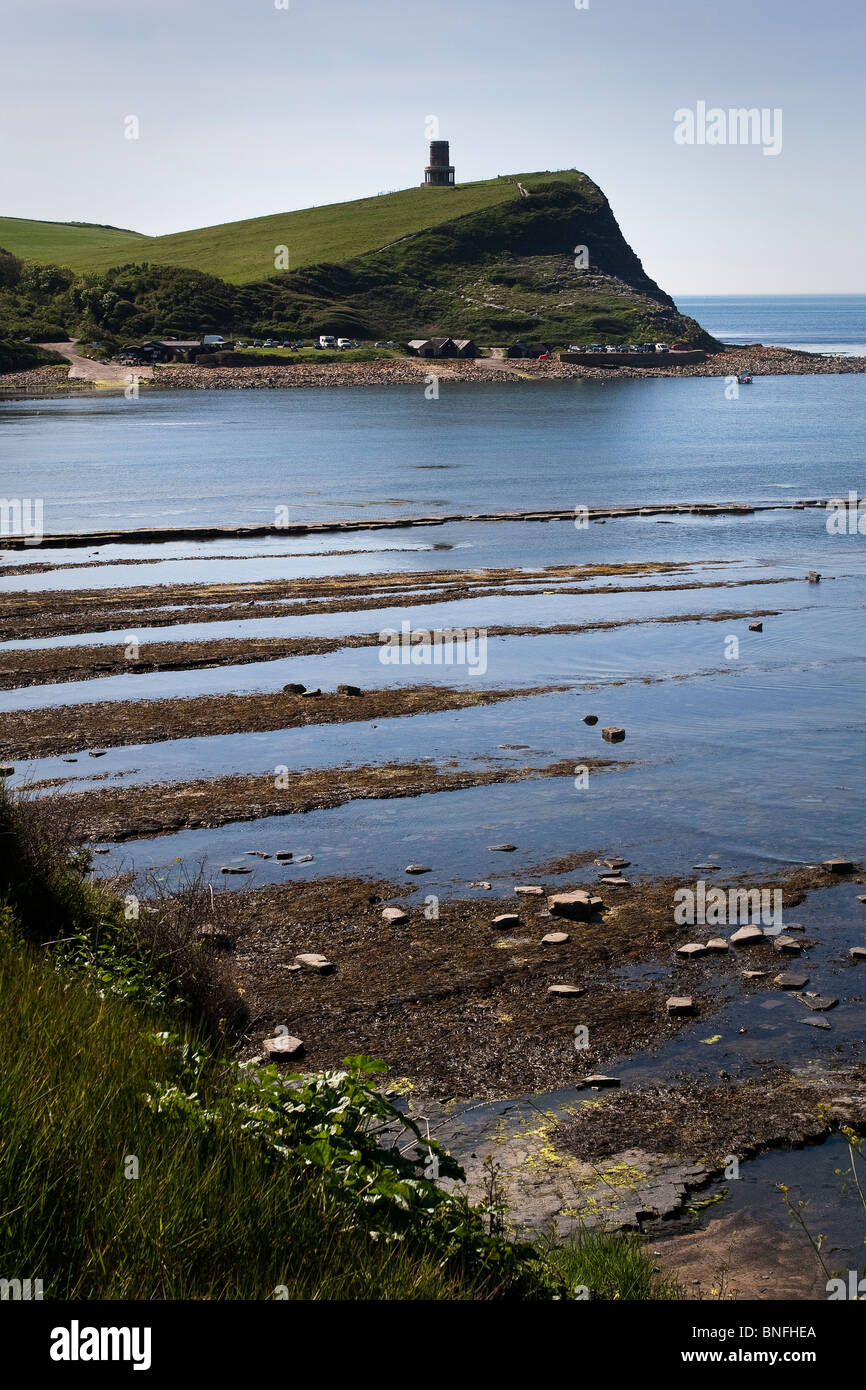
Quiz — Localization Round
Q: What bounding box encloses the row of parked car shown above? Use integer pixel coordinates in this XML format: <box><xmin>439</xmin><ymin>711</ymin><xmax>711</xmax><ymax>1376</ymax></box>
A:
<box><xmin>566</xmin><ymin>342</ymin><xmax>673</xmax><ymax>354</ymax></box>
<box><xmin>235</xmin><ymin>337</ymin><xmax>374</xmax><ymax>350</ymax></box>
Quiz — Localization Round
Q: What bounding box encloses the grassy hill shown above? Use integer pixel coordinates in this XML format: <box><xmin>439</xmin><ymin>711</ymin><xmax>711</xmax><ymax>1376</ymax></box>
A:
<box><xmin>0</xmin><ymin>216</ymin><xmax>147</xmax><ymax>269</ymax></box>
<box><xmin>0</xmin><ymin>175</ymin><xmax>557</xmax><ymax>284</ymax></box>
<box><xmin>0</xmin><ymin>172</ymin><xmax>717</xmax><ymax>349</ymax></box>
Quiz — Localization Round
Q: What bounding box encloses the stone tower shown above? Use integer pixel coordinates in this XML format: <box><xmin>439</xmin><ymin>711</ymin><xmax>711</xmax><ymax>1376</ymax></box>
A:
<box><xmin>423</xmin><ymin>140</ymin><xmax>455</xmax><ymax>187</ymax></box>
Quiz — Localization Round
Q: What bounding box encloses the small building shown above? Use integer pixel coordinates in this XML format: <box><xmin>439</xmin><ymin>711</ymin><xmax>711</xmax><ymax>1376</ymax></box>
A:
<box><xmin>452</xmin><ymin>339</ymin><xmax>479</xmax><ymax>358</ymax></box>
<box><xmin>506</xmin><ymin>341</ymin><xmax>551</xmax><ymax>359</ymax></box>
<box><xmin>407</xmin><ymin>337</ymin><xmax>457</xmax><ymax>358</ymax></box>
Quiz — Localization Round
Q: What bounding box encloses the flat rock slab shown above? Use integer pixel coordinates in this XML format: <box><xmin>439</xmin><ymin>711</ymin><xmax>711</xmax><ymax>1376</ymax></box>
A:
<box><xmin>602</xmin><ymin>727</ymin><xmax>626</xmax><ymax>742</ymax></box>
<box><xmin>774</xmin><ymin>935</ymin><xmax>802</xmax><ymax>954</ymax></box>
<box><xmin>599</xmin><ymin>875</ymin><xmax>629</xmax><ymax>886</ymax></box>
<box><xmin>548</xmin><ymin>889</ymin><xmax>603</xmax><ymax>921</ymax></box>
<box><xmin>742</xmin><ymin>969</ymin><xmax>770</xmax><ymax>979</ymax></box>
<box><xmin>263</xmin><ymin>1034</ymin><xmax>305</xmax><ymax>1060</ymax></box>
<box><xmin>850</xmin><ymin>946</ymin><xmax>866</xmax><ymax>960</ymax></box>
<box><xmin>583</xmin><ymin>1075</ymin><xmax>620</xmax><ymax>1088</ymax></box>
<box><xmin>295</xmin><ymin>953</ymin><xmax>334</xmax><ymax>974</ymax></box>
<box><xmin>405</xmin><ymin>864</ymin><xmax>432</xmax><ymax>874</ymax></box>
<box><xmin>666</xmin><ymin>996</ymin><xmax>695</xmax><ymax>1015</ymax></box>
<box><xmin>677</xmin><ymin>942</ymin><xmax>710</xmax><ymax>958</ymax></box>
<box><xmin>275</xmin><ymin>851</ymin><xmax>293</xmax><ymax>861</ymax></box>
<box><xmin>514</xmin><ymin>885</ymin><xmax>544</xmax><ymax>895</ymax></box>
<box><xmin>825</xmin><ymin>858</ymin><xmax>854</xmax><ymax>873</ymax></box>
<box><xmin>706</xmin><ymin>938</ymin><xmax>729</xmax><ymax>953</ymax></box>
<box><xmin>796</xmin><ymin>992</ymin><xmax>838</xmax><ymax>1011</ymax></box>
<box><xmin>220</xmin><ymin>865</ymin><xmax>252</xmax><ymax>874</ymax></box>
<box><xmin>602</xmin><ymin>857</ymin><xmax>630</xmax><ymax>869</ymax></box>
<box><xmin>492</xmin><ymin>913</ymin><xmax>521</xmax><ymax>928</ymax></box>
<box><xmin>547</xmin><ymin>984</ymin><xmax>585</xmax><ymax>997</ymax></box>
<box><xmin>799</xmin><ymin>1017</ymin><xmax>832</xmax><ymax>1031</ymax></box>
<box><xmin>731</xmin><ymin>925</ymin><xmax>766</xmax><ymax>946</ymax></box>
<box><xmin>489</xmin><ymin>843</ymin><xmax>517</xmax><ymax>852</ymax></box>
<box><xmin>774</xmin><ymin>971</ymin><xmax>809</xmax><ymax>989</ymax></box>
<box><xmin>381</xmin><ymin>907</ymin><xmax>409</xmax><ymax>924</ymax></box>
<box><xmin>295</xmin><ymin>854</ymin><xmax>314</xmax><ymax>864</ymax></box>
<box><xmin>247</xmin><ymin>850</ymin><xmax>271</xmax><ymax>859</ymax></box>
<box><xmin>541</xmin><ymin>931</ymin><xmax>571</xmax><ymax>945</ymax></box>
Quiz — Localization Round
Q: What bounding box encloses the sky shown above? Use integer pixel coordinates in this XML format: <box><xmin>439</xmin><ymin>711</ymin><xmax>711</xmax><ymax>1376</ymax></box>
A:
<box><xmin>1</xmin><ymin>0</ymin><xmax>864</xmax><ymax>293</ymax></box>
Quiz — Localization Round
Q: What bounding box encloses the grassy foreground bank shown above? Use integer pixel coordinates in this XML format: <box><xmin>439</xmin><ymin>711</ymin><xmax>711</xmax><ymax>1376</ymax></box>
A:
<box><xmin>0</xmin><ymin>787</ymin><xmax>678</xmax><ymax>1300</ymax></box>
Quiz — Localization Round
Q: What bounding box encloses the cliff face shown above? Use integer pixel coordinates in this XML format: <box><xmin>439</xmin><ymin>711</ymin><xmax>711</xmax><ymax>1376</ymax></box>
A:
<box><xmin>249</xmin><ymin>175</ymin><xmax>718</xmax><ymax>348</ymax></box>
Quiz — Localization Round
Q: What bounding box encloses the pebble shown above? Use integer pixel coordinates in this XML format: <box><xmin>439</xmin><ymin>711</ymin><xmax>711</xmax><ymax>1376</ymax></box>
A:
<box><xmin>825</xmin><ymin>858</ymin><xmax>854</xmax><ymax>874</ymax></box>
<box><xmin>730</xmin><ymin>925</ymin><xmax>765</xmax><ymax>946</ymax></box>
<box><xmin>263</xmin><ymin>1033</ymin><xmax>305</xmax><ymax>1060</ymax></box>
<box><xmin>666</xmin><ymin>996</ymin><xmax>695</xmax><ymax>1015</ymax></box>
<box><xmin>774</xmin><ymin>971</ymin><xmax>809</xmax><ymax>989</ymax></box>
<box><xmin>796</xmin><ymin>992</ymin><xmax>837</xmax><ymax>1011</ymax></box>
<box><xmin>548</xmin><ymin>889</ymin><xmax>603</xmax><ymax>921</ymax></box>
<box><xmin>295</xmin><ymin>953</ymin><xmax>334</xmax><ymax>974</ymax></box>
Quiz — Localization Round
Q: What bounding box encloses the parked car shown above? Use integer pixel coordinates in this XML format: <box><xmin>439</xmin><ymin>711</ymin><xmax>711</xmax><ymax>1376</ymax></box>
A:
<box><xmin>252</xmin><ymin>340</ymin><xmax>263</xmax><ymax>348</ymax></box>
<box><xmin>654</xmin><ymin>342</ymin><xmax>669</xmax><ymax>353</ymax></box>
<box><xmin>318</xmin><ymin>335</ymin><xmax>337</xmax><ymax>349</ymax></box>
<box><xmin>336</xmin><ymin>338</ymin><xmax>352</xmax><ymax>349</ymax></box>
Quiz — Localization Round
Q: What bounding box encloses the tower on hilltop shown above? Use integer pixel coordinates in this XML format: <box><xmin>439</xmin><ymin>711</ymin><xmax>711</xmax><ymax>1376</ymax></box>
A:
<box><xmin>423</xmin><ymin>140</ymin><xmax>455</xmax><ymax>187</ymax></box>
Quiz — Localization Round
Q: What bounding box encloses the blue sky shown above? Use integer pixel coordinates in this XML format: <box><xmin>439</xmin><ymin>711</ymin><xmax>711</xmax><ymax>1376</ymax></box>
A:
<box><xmin>2</xmin><ymin>0</ymin><xmax>863</xmax><ymax>292</ymax></box>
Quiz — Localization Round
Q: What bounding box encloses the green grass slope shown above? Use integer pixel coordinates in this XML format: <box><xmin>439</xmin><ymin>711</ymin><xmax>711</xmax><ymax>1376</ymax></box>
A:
<box><xmin>0</xmin><ymin>216</ymin><xmax>148</xmax><ymax>270</ymax></box>
<box><xmin>1</xmin><ymin>173</ymin><xmax>572</xmax><ymax>284</ymax></box>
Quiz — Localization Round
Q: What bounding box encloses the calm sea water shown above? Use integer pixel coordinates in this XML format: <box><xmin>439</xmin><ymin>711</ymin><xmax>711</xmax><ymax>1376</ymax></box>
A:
<box><xmin>1</xmin><ymin>373</ymin><xmax>863</xmax><ymax>532</ymax></box>
<box><xmin>676</xmin><ymin>294</ymin><xmax>866</xmax><ymax>355</ymax></box>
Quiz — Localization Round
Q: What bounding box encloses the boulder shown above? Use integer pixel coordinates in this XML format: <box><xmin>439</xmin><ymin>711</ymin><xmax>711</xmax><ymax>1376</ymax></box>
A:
<box><xmin>275</xmin><ymin>851</ymin><xmax>293</xmax><ymax>861</ymax></box>
<box><xmin>382</xmin><ymin>906</ymin><xmax>409</xmax><ymax>924</ymax></box>
<box><xmin>796</xmin><ymin>992</ymin><xmax>837</xmax><ymax>1011</ymax></box>
<box><xmin>295</xmin><ymin>953</ymin><xmax>334</xmax><ymax>974</ymax></box>
<box><xmin>263</xmin><ymin>1033</ymin><xmax>305</xmax><ymax>1061</ymax></box>
<box><xmin>774</xmin><ymin>971</ymin><xmax>809</xmax><ymax>989</ymax></box>
<box><xmin>581</xmin><ymin>714</ymin><xmax>599</xmax><ymax>725</ymax></box>
<box><xmin>730</xmin><ymin>925</ymin><xmax>765</xmax><ymax>946</ymax></box>
<box><xmin>602</xmin><ymin>727</ymin><xmax>626</xmax><ymax>743</ymax></box>
<box><xmin>666</xmin><ymin>996</ymin><xmax>695</xmax><ymax>1015</ymax></box>
<box><xmin>748</xmin><ymin>621</ymin><xmax>763</xmax><ymax>632</ymax></box>
<box><xmin>807</xmin><ymin>571</ymin><xmax>821</xmax><ymax>583</ymax></box>
<box><xmin>492</xmin><ymin>913</ymin><xmax>521</xmax><ymax>928</ymax></box>
<box><xmin>282</xmin><ymin>683</ymin><xmax>306</xmax><ymax>694</ymax></box>
<box><xmin>824</xmin><ymin>858</ymin><xmax>854</xmax><ymax>874</ymax></box>
<box><xmin>337</xmin><ymin>684</ymin><xmax>363</xmax><ymax>696</ymax></box>
<box><xmin>548</xmin><ymin>889</ymin><xmax>603</xmax><ymax>921</ymax></box>
<box><xmin>301</xmin><ymin>688</ymin><xmax>322</xmax><ymax>698</ymax></box>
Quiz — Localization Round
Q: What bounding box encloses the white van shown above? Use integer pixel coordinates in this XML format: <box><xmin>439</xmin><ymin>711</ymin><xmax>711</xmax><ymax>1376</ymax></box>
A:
<box><xmin>336</xmin><ymin>338</ymin><xmax>352</xmax><ymax>349</ymax></box>
<box><xmin>318</xmin><ymin>335</ymin><xmax>337</xmax><ymax>349</ymax></box>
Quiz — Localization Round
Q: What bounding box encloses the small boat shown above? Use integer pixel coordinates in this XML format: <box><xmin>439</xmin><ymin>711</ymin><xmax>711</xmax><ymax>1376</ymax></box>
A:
<box><xmin>738</xmin><ymin>374</ymin><xmax>753</xmax><ymax>384</ymax></box>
